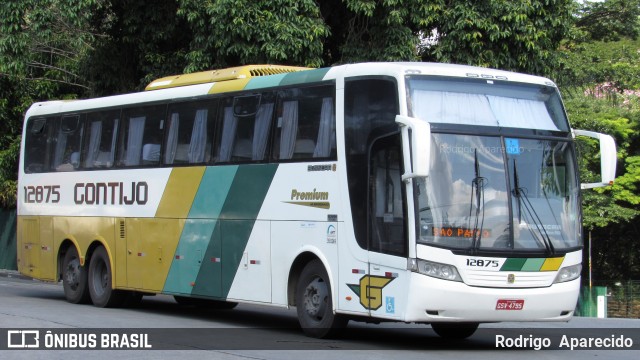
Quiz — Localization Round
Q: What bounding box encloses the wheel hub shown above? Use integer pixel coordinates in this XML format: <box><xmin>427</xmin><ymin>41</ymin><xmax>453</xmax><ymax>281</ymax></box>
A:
<box><xmin>65</xmin><ymin>259</ymin><xmax>80</xmax><ymax>290</ymax></box>
<box><xmin>303</xmin><ymin>277</ymin><xmax>328</xmax><ymax>319</ymax></box>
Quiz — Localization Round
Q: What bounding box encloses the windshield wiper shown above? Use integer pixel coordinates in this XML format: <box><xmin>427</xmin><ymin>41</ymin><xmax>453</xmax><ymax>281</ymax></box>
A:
<box><xmin>512</xmin><ymin>159</ymin><xmax>555</xmax><ymax>255</ymax></box>
<box><xmin>469</xmin><ymin>150</ymin><xmax>486</xmax><ymax>254</ymax></box>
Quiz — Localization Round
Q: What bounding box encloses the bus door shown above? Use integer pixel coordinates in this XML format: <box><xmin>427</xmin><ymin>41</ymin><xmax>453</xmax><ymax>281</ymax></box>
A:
<box><xmin>366</xmin><ymin>134</ymin><xmax>408</xmax><ymax>319</ymax></box>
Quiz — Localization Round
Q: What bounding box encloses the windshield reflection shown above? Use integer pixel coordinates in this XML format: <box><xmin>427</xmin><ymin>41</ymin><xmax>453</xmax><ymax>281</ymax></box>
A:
<box><xmin>416</xmin><ymin>134</ymin><xmax>580</xmax><ymax>253</ymax></box>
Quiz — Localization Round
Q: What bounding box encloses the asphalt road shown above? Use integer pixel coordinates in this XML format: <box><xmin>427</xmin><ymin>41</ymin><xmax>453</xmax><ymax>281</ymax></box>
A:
<box><xmin>0</xmin><ymin>272</ymin><xmax>638</xmax><ymax>359</ymax></box>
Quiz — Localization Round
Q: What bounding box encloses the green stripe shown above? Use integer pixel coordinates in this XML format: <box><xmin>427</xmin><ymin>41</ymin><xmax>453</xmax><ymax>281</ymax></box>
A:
<box><xmin>189</xmin><ymin>166</ymin><xmax>238</xmax><ymax>218</ymax></box>
<box><xmin>279</xmin><ymin>68</ymin><xmax>330</xmax><ymax>86</ymax></box>
<box><xmin>192</xmin><ymin>164</ymin><xmax>278</xmax><ymax>298</ymax></box>
<box><xmin>521</xmin><ymin>258</ymin><xmax>546</xmax><ymax>271</ymax></box>
<box><xmin>245</xmin><ymin>73</ymin><xmax>288</xmax><ymax>90</ymax></box>
<box><xmin>500</xmin><ymin>258</ymin><xmax>527</xmax><ymax>271</ymax></box>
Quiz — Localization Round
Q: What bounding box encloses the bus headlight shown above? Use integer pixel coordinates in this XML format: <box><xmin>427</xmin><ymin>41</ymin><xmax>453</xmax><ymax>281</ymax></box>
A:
<box><xmin>409</xmin><ymin>259</ymin><xmax>462</xmax><ymax>282</ymax></box>
<box><xmin>554</xmin><ymin>264</ymin><xmax>582</xmax><ymax>284</ymax></box>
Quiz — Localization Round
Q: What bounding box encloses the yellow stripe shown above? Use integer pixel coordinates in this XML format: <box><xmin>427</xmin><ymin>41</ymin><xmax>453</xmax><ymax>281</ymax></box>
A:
<box><xmin>155</xmin><ymin>167</ymin><xmax>205</xmax><ymax>218</ymax></box>
<box><xmin>208</xmin><ymin>78</ymin><xmax>251</xmax><ymax>94</ymax></box>
<box><xmin>540</xmin><ymin>257</ymin><xmax>565</xmax><ymax>271</ymax></box>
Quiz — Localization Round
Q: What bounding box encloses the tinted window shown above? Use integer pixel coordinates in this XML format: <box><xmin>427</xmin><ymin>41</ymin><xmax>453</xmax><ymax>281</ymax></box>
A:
<box><xmin>215</xmin><ymin>93</ymin><xmax>275</xmax><ymax>163</ymax></box>
<box><xmin>24</xmin><ymin>117</ymin><xmax>56</xmax><ymax>173</ymax></box>
<box><xmin>52</xmin><ymin>115</ymin><xmax>84</xmax><ymax>171</ymax></box>
<box><xmin>165</xmin><ymin>100</ymin><xmax>217</xmax><ymax>165</ymax></box>
<box><xmin>117</xmin><ymin>105</ymin><xmax>166</xmax><ymax>167</ymax></box>
<box><xmin>273</xmin><ymin>85</ymin><xmax>336</xmax><ymax>161</ymax></box>
<box><xmin>83</xmin><ymin>109</ymin><xmax>121</xmax><ymax>169</ymax></box>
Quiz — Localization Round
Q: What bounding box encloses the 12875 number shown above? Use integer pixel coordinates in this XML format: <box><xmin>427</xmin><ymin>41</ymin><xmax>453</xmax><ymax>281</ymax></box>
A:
<box><xmin>24</xmin><ymin>185</ymin><xmax>61</xmax><ymax>204</ymax></box>
<box><xmin>466</xmin><ymin>258</ymin><xmax>499</xmax><ymax>268</ymax></box>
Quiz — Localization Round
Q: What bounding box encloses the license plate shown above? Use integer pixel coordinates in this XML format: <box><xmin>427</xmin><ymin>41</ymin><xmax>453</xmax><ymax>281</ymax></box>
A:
<box><xmin>496</xmin><ymin>299</ymin><xmax>524</xmax><ymax>310</ymax></box>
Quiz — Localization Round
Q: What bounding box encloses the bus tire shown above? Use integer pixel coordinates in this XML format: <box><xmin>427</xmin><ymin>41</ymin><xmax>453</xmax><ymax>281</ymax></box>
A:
<box><xmin>296</xmin><ymin>260</ymin><xmax>347</xmax><ymax>338</ymax></box>
<box><xmin>431</xmin><ymin>322</ymin><xmax>479</xmax><ymax>339</ymax></box>
<box><xmin>62</xmin><ymin>247</ymin><xmax>90</xmax><ymax>304</ymax></box>
<box><xmin>88</xmin><ymin>246</ymin><xmax>124</xmax><ymax>308</ymax></box>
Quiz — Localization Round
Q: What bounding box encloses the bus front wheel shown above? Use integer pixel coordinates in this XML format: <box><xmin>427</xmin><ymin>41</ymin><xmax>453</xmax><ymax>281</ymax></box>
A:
<box><xmin>431</xmin><ymin>322</ymin><xmax>479</xmax><ymax>339</ymax></box>
<box><xmin>295</xmin><ymin>260</ymin><xmax>347</xmax><ymax>338</ymax></box>
<box><xmin>88</xmin><ymin>246</ymin><xmax>124</xmax><ymax>308</ymax></box>
<box><xmin>62</xmin><ymin>247</ymin><xmax>90</xmax><ymax>304</ymax></box>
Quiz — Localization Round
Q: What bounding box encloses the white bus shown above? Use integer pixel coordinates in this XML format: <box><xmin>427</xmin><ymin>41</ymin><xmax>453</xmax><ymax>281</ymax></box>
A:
<box><xmin>17</xmin><ymin>63</ymin><xmax>616</xmax><ymax>338</ymax></box>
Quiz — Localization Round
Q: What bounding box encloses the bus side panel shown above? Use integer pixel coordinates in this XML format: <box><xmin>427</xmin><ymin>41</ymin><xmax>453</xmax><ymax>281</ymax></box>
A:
<box><xmin>164</xmin><ymin>219</ymin><xmax>221</xmax><ymax>297</ymax></box>
<box><xmin>224</xmin><ymin>220</ymin><xmax>271</xmax><ymax>303</ymax></box>
<box><xmin>179</xmin><ymin>164</ymin><xmax>277</xmax><ymax>300</ymax></box>
<box><xmin>17</xmin><ymin>217</ymin><xmax>40</xmax><ymax>279</ymax></box>
<box><xmin>38</xmin><ymin>216</ymin><xmax>55</xmax><ymax>281</ymax></box>
<box><xmin>16</xmin><ymin>216</ymin><xmax>54</xmax><ymax>281</ymax></box>
<box><xmin>125</xmin><ymin>218</ymin><xmax>182</xmax><ymax>292</ymax></box>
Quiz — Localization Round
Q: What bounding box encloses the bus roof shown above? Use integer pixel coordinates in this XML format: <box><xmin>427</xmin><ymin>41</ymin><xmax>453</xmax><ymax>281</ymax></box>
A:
<box><xmin>24</xmin><ymin>62</ymin><xmax>558</xmax><ymax>119</ymax></box>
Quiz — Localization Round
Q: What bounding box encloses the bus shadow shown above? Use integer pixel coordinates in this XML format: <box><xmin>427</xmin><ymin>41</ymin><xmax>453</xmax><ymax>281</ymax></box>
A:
<box><xmin>113</xmin><ymin>296</ymin><xmax>497</xmax><ymax>350</ymax></box>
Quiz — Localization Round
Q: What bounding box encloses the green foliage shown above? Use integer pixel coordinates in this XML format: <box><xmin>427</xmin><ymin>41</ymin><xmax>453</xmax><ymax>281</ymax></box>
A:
<box><xmin>321</xmin><ymin>0</ymin><xmax>574</xmax><ymax>75</ymax></box>
<box><xmin>0</xmin><ymin>0</ymin><xmax>100</xmax><ymax>93</ymax></box>
<box><xmin>564</xmin><ymin>88</ymin><xmax>640</xmax><ymax>280</ymax></box>
<box><xmin>178</xmin><ymin>0</ymin><xmax>329</xmax><ymax>72</ymax></box>
<box><xmin>84</xmin><ymin>0</ymin><xmax>191</xmax><ymax>94</ymax></box>
<box><xmin>418</xmin><ymin>0</ymin><xmax>573</xmax><ymax>76</ymax></box>
<box><xmin>0</xmin><ymin>137</ymin><xmax>19</xmax><ymax>208</ymax></box>
<box><xmin>575</xmin><ymin>0</ymin><xmax>640</xmax><ymax>42</ymax></box>
<box><xmin>566</xmin><ymin>95</ymin><xmax>640</xmax><ymax>228</ymax></box>
<box><xmin>557</xmin><ymin>38</ymin><xmax>640</xmax><ymax>90</ymax></box>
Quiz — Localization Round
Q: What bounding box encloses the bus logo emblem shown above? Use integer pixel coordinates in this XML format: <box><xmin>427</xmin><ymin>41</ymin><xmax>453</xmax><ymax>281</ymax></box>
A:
<box><xmin>507</xmin><ymin>274</ymin><xmax>515</xmax><ymax>284</ymax></box>
<box><xmin>347</xmin><ymin>275</ymin><xmax>394</xmax><ymax>310</ymax></box>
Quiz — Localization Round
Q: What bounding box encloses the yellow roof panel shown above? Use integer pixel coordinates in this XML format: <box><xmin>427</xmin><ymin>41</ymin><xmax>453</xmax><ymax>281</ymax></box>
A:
<box><xmin>145</xmin><ymin>64</ymin><xmax>310</xmax><ymax>91</ymax></box>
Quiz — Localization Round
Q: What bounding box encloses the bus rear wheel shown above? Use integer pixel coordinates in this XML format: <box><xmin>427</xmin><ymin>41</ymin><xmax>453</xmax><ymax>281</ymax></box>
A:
<box><xmin>431</xmin><ymin>322</ymin><xmax>479</xmax><ymax>339</ymax></box>
<box><xmin>88</xmin><ymin>246</ymin><xmax>124</xmax><ymax>308</ymax></box>
<box><xmin>295</xmin><ymin>260</ymin><xmax>347</xmax><ymax>338</ymax></box>
<box><xmin>62</xmin><ymin>247</ymin><xmax>90</xmax><ymax>304</ymax></box>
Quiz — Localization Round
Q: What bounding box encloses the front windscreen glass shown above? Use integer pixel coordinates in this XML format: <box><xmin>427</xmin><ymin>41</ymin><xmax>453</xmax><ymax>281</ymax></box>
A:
<box><xmin>407</xmin><ymin>76</ymin><xmax>569</xmax><ymax>132</ymax></box>
<box><xmin>416</xmin><ymin>134</ymin><xmax>581</xmax><ymax>252</ymax></box>
<box><xmin>506</xmin><ymin>138</ymin><xmax>580</xmax><ymax>251</ymax></box>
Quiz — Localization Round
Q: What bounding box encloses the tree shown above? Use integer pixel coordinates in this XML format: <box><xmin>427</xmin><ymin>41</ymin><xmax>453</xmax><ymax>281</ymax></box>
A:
<box><xmin>0</xmin><ymin>0</ymin><xmax>100</xmax><ymax>93</ymax></box>
<box><xmin>83</xmin><ymin>0</ymin><xmax>192</xmax><ymax>95</ymax></box>
<box><xmin>178</xmin><ymin>0</ymin><xmax>329</xmax><ymax>72</ymax></box>
<box><xmin>561</xmin><ymin>34</ymin><xmax>640</xmax><ymax>279</ymax></box>
<box><xmin>574</xmin><ymin>0</ymin><xmax>640</xmax><ymax>42</ymax></box>
<box><xmin>318</xmin><ymin>0</ymin><xmax>574</xmax><ymax>76</ymax></box>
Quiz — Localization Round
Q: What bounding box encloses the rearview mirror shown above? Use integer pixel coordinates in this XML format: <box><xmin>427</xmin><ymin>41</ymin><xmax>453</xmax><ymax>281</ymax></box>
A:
<box><xmin>572</xmin><ymin>129</ymin><xmax>617</xmax><ymax>189</ymax></box>
<box><xmin>395</xmin><ymin>115</ymin><xmax>430</xmax><ymax>181</ymax></box>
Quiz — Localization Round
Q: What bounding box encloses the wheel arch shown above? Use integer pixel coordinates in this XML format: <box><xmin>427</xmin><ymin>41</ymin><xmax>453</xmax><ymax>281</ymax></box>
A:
<box><xmin>287</xmin><ymin>249</ymin><xmax>337</xmax><ymax>308</ymax></box>
<box><xmin>58</xmin><ymin>236</ymin><xmax>114</xmax><ymax>285</ymax></box>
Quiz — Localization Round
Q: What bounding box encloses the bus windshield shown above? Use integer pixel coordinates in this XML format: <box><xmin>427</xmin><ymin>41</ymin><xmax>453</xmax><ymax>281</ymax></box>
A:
<box><xmin>415</xmin><ymin>134</ymin><xmax>580</xmax><ymax>253</ymax></box>
<box><xmin>407</xmin><ymin>76</ymin><xmax>569</xmax><ymax>131</ymax></box>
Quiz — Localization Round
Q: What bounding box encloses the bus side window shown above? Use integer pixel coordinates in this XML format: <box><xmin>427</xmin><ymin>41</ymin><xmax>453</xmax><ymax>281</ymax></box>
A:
<box><xmin>165</xmin><ymin>99</ymin><xmax>217</xmax><ymax>165</ymax></box>
<box><xmin>52</xmin><ymin>115</ymin><xmax>84</xmax><ymax>172</ymax></box>
<box><xmin>273</xmin><ymin>85</ymin><xmax>336</xmax><ymax>161</ymax></box>
<box><xmin>24</xmin><ymin>117</ymin><xmax>56</xmax><ymax>173</ymax></box>
<box><xmin>118</xmin><ymin>105</ymin><xmax>166</xmax><ymax>167</ymax></box>
<box><xmin>215</xmin><ymin>93</ymin><xmax>275</xmax><ymax>163</ymax></box>
<box><xmin>83</xmin><ymin>110</ymin><xmax>120</xmax><ymax>169</ymax></box>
